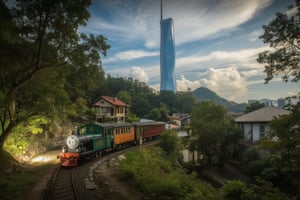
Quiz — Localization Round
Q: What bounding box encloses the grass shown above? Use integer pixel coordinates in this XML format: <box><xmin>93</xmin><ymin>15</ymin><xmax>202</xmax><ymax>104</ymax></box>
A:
<box><xmin>0</xmin><ymin>150</ymin><xmax>54</xmax><ymax>200</ymax></box>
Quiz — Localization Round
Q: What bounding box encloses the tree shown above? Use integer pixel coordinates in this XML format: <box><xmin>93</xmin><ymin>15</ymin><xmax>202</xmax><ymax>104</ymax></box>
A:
<box><xmin>221</xmin><ymin>180</ymin><xmax>253</xmax><ymax>200</ymax></box>
<box><xmin>257</xmin><ymin>1</ymin><xmax>300</xmax><ymax>196</ymax></box>
<box><xmin>159</xmin><ymin>91</ymin><xmax>180</xmax><ymax>113</ymax></box>
<box><xmin>245</xmin><ymin>101</ymin><xmax>265</xmax><ymax>113</ymax></box>
<box><xmin>0</xmin><ymin>0</ymin><xmax>110</xmax><ymax>149</ymax></box>
<box><xmin>259</xmin><ymin>96</ymin><xmax>300</xmax><ymax>194</ymax></box>
<box><xmin>177</xmin><ymin>90</ymin><xmax>196</xmax><ymax>113</ymax></box>
<box><xmin>221</xmin><ymin>179</ymin><xmax>292</xmax><ymax>200</ymax></box>
<box><xmin>190</xmin><ymin>101</ymin><xmax>242</xmax><ymax>168</ymax></box>
<box><xmin>117</xmin><ymin>90</ymin><xmax>132</xmax><ymax>105</ymax></box>
<box><xmin>159</xmin><ymin>130</ymin><xmax>182</xmax><ymax>161</ymax></box>
<box><xmin>257</xmin><ymin>1</ymin><xmax>300</xmax><ymax>83</ymax></box>
<box><xmin>145</xmin><ymin>108</ymin><xmax>161</xmax><ymax>121</ymax></box>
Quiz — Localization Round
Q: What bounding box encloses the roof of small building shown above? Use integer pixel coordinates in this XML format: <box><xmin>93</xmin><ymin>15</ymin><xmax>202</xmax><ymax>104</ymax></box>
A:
<box><xmin>91</xmin><ymin>96</ymin><xmax>128</xmax><ymax>107</ymax></box>
<box><xmin>234</xmin><ymin>106</ymin><xmax>290</xmax><ymax>123</ymax></box>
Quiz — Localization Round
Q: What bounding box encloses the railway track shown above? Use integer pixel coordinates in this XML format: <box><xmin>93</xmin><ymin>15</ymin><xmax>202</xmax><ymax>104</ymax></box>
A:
<box><xmin>43</xmin><ymin>140</ymin><xmax>160</xmax><ymax>199</ymax></box>
<box><xmin>46</xmin><ymin>167</ymin><xmax>79</xmax><ymax>200</ymax></box>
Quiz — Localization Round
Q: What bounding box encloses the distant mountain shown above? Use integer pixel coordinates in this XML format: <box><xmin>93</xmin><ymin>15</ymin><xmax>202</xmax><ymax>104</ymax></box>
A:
<box><xmin>192</xmin><ymin>87</ymin><xmax>247</xmax><ymax>113</ymax></box>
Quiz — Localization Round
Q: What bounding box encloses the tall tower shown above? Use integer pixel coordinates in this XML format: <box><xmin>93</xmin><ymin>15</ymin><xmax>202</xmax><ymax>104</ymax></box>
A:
<box><xmin>160</xmin><ymin>0</ymin><xmax>176</xmax><ymax>92</ymax></box>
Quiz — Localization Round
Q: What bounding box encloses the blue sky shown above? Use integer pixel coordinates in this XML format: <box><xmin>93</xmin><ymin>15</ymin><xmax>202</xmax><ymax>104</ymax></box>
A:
<box><xmin>80</xmin><ymin>0</ymin><xmax>299</xmax><ymax>103</ymax></box>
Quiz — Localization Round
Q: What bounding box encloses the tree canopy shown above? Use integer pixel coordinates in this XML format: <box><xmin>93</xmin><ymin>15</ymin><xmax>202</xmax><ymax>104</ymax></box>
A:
<box><xmin>244</xmin><ymin>101</ymin><xmax>265</xmax><ymax>113</ymax></box>
<box><xmin>257</xmin><ymin>1</ymin><xmax>300</xmax><ymax>83</ymax></box>
<box><xmin>190</xmin><ymin>101</ymin><xmax>242</xmax><ymax>168</ymax></box>
<box><xmin>0</xmin><ymin>0</ymin><xmax>110</xmax><ymax>149</ymax></box>
<box><xmin>256</xmin><ymin>1</ymin><xmax>300</xmax><ymax>195</ymax></box>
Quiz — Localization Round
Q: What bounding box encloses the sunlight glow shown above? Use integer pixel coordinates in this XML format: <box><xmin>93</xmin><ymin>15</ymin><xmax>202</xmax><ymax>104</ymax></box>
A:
<box><xmin>31</xmin><ymin>155</ymin><xmax>52</xmax><ymax>163</ymax></box>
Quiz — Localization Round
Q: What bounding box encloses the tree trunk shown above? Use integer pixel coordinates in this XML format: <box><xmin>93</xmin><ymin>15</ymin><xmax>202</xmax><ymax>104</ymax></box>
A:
<box><xmin>0</xmin><ymin>122</ymin><xmax>15</xmax><ymax>150</ymax></box>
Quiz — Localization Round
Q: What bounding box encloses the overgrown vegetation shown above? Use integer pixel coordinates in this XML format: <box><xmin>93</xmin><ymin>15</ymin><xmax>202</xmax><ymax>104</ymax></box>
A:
<box><xmin>119</xmin><ymin>147</ymin><xmax>218</xmax><ymax>200</ymax></box>
<box><xmin>119</xmin><ymin>146</ymin><xmax>292</xmax><ymax>200</ymax></box>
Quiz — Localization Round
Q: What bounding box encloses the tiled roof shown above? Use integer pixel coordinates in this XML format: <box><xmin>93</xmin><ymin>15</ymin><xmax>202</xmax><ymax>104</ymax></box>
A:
<box><xmin>102</xmin><ymin>96</ymin><xmax>127</xmax><ymax>106</ymax></box>
<box><xmin>234</xmin><ymin>106</ymin><xmax>290</xmax><ymax>123</ymax></box>
<box><xmin>91</xmin><ymin>96</ymin><xmax>128</xmax><ymax>107</ymax></box>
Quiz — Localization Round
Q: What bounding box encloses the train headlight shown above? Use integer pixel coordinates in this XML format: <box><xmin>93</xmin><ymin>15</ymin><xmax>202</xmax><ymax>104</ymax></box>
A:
<box><xmin>62</xmin><ymin>146</ymin><xmax>68</xmax><ymax>153</ymax></box>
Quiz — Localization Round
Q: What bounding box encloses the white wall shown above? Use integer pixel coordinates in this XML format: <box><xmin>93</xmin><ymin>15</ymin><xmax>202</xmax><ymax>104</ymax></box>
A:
<box><xmin>242</xmin><ymin>123</ymin><xmax>270</xmax><ymax>142</ymax></box>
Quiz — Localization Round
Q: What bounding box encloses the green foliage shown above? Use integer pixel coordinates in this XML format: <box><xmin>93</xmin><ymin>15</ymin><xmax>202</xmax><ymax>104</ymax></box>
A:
<box><xmin>119</xmin><ymin>147</ymin><xmax>218</xmax><ymax>200</ymax></box>
<box><xmin>159</xmin><ymin>130</ymin><xmax>182</xmax><ymax>161</ymax></box>
<box><xmin>260</xmin><ymin>154</ymin><xmax>282</xmax><ymax>181</ymax></box>
<box><xmin>221</xmin><ymin>180</ymin><xmax>253</xmax><ymax>200</ymax></box>
<box><xmin>249</xmin><ymin>177</ymin><xmax>292</xmax><ymax>200</ymax></box>
<box><xmin>221</xmin><ymin>179</ymin><xmax>292</xmax><ymax>200</ymax></box>
<box><xmin>126</xmin><ymin>113</ymin><xmax>140</xmax><ymax>122</ymax></box>
<box><xmin>191</xmin><ymin>101</ymin><xmax>242</xmax><ymax>168</ymax></box>
<box><xmin>259</xmin><ymin>100</ymin><xmax>300</xmax><ymax>195</ymax></box>
<box><xmin>144</xmin><ymin>108</ymin><xmax>161</xmax><ymax>121</ymax></box>
<box><xmin>0</xmin><ymin>0</ymin><xmax>110</xmax><ymax>149</ymax></box>
<box><xmin>3</xmin><ymin>116</ymin><xmax>49</xmax><ymax>158</ymax></box>
<box><xmin>117</xmin><ymin>90</ymin><xmax>132</xmax><ymax>105</ymax></box>
<box><xmin>25</xmin><ymin>116</ymin><xmax>49</xmax><ymax>135</ymax></box>
<box><xmin>177</xmin><ymin>90</ymin><xmax>196</xmax><ymax>113</ymax></box>
<box><xmin>101</xmin><ymin>77</ymin><xmax>196</xmax><ymax>119</ymax></box>
<box><xmin>244</xmin><ymin>101</ymin><xmax>265</xmax><ymax>113</ymax></box>
<box><xmin>257</xmin><ymin>1</ymin><xmax>300</xmax><ymax>83</ymax></box>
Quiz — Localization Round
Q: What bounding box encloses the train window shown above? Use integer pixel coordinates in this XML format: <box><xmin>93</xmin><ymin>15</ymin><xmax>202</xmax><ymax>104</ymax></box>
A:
<box><xmin>79</xmin><ymin>127</ymin><xmax>86</xmax><ymax>135</ymax></box>
<box><xmin>88</xmin><ymin>127</ymin><xmax>94</xmax><ymax>134</ymax></box>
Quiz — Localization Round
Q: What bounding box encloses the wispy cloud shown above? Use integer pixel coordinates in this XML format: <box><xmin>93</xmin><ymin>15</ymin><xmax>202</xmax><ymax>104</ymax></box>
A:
<box><xmin>86</xmin><ymin>0</ymin><xmax>273</xmax><ymax>48</ymax></box>
<box><xmin>104</xmin><ymin>50</ymin><xmax>159</xmax><ymax>63</ymax></box>
<box><xmin>171</xmin><ymin>0</ymin><xmax>272</xmax><ymax>45</ymax></box>
<box><xmin>84</xmin><ymin>0</ymin><xmax>298</xmax><ymax>102</ymax></box>
<box><xmin>176</xmin><ymin>46</ymin><xmax>268</xmax><ymax>73</ymax></box>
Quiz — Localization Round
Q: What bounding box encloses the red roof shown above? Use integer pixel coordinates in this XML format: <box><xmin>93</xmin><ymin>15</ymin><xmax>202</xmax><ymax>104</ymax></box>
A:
<box><xmin>91</xmin><ymin>96</ymin><xmax>128</xmax><ymax>107</ymax></box>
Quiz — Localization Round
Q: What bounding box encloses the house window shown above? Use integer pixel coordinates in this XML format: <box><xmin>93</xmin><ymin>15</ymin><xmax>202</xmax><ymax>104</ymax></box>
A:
<box><xmin>111</xmin><ymin>108</ymin><xmax>114</xmax><ymax>115</ymax></box>
<box><xmin>259</xmin><ymin>124</ymin><xmax>265</xmax><ymax>138</ymax></box>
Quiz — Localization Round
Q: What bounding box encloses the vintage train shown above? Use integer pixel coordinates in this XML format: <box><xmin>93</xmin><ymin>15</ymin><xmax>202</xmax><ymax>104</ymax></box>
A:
<box><xmin>58</xmin><ymin>121</ymin><xmax>166</xmax><ymax>167</ymax></box>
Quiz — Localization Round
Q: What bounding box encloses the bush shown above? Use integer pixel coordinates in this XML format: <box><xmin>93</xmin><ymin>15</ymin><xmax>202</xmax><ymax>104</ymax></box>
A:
<box><xmin>119</xmin><ymin>147</ymin><xmax>218</xmax><ymax>200</ymax></box>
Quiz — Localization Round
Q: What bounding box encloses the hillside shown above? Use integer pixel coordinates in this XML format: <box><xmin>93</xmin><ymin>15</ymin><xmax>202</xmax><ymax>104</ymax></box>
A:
<box><xmin>192</xmin><ymin>87</ymin><xmax>247</xmax><ymax>113</ymax></box>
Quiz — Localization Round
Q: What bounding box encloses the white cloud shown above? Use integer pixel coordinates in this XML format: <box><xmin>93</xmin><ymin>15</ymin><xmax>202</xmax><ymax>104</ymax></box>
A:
<box><xmin>288</xmin><ymin>89</ymin><xmax>299</xmax><ymax>97</ymax></box>
<box><xmin>174</xmin><ymin>67</ymin><xmax>248</xmax><ymax>102</ymax></box>
<box><xmin>199</xmin><ymin>67</ymin><xmax>247</xmax><ymax>102</ymax></box>
<box><xmin>104</xmin><ymin>50</ymin><xmax>159</xmax><ymax>63</ymax></box>
<box><xmin>129</xmin><ymin>66</ymin><xmax>149</xmax><ymax>83</ymax></box>
<box><xmin>144</xmin><ymin>40</ymin><xmax>158</xmax><ymax>48</ymax></box>
<box><xmin>240</xmin><ymin>68</ymin><xmax>264</xmax><ymax>78</ymax></box>
<box><xmin>87</xmin><ymin>0</ymin><xmax>272</xmax><ymax>47</ymax></box>
<box><xmin>249</xmin><ymin>30</ymin><xmax>263</xmax><ymax>41</ymax></box>
<box><xmin>176</xmin><ymin>75</ymin><xmax>201</xmax><ymax>91</ymax></box>
<box><xmin>164</xmin><ymin>0</ymin><xmax>272</xmax><ymax>45</ymax></box>
<box><xmin>176</xmin><ymin>47</ymin><xmax>269</xmax><ymax>74</ymax></box>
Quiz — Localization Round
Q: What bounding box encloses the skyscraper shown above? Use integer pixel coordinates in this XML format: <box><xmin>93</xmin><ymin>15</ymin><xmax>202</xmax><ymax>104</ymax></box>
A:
<box><xmin>160</xmin><ymin>0</ymin><xmax>176</xmax><ymax>92</ymax></box>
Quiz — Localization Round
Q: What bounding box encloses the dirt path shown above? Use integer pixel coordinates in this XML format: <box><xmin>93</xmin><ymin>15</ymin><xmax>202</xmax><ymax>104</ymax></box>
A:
<box><xmin>92</xmin><ymin>156</ymin><xmax>142</xmax><ymax>200</ymax></box>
